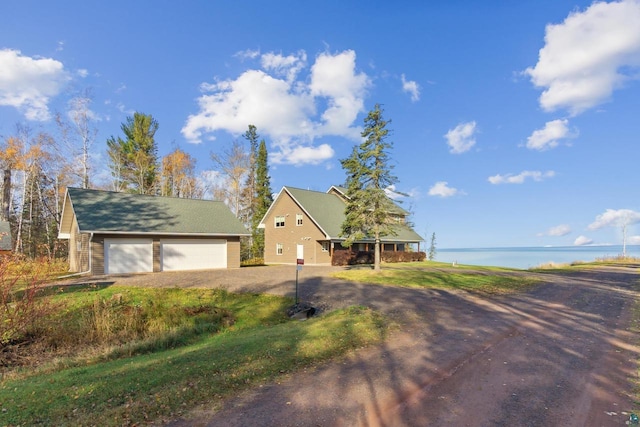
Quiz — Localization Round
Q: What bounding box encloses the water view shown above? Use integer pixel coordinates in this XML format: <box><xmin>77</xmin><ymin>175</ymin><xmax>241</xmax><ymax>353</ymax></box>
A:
<box><xmin>437</xmin><ymin>245</ymin><xmax>640</xmax><ymax>269</ymax></box>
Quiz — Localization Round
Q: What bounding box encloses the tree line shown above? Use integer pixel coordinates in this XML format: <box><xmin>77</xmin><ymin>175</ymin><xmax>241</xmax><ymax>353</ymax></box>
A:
<box><xmin>1</xmin><ymin>97</ymin><xmax>427</xmax><ymax>271</ymax></box>
<box><xmin>0</xmin><ymin>93</ymin><xmax>273</xmax><ymax>261</ymax></box>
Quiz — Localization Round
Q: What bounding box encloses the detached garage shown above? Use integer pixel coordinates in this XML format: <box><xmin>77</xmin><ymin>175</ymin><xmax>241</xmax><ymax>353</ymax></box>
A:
<box><xmin>58</xmin><ymin>188</ymin><xmax>249</xmax><ymax>275</ymax></box>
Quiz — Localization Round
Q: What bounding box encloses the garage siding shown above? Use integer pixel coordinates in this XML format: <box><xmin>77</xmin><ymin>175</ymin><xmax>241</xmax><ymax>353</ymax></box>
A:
<box><xmin>226</xmin><ymin>236</ymin><xmax>240</xmax><ymax>268</ymax></box>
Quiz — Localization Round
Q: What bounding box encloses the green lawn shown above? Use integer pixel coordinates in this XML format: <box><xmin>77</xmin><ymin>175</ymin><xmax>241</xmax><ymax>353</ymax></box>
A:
<box><xmin>332</xmin><ymin>261</ymin><xmax>539</xmax><ymax>294</ymax></box>
<box><xmin>0</xmin><ymin>285</ymin><xmax>388</xmax><ymax>426</ymax></box>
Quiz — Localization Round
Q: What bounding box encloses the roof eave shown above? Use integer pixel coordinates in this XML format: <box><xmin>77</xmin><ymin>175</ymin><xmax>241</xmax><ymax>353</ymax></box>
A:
<box><xmin>77</xmin><ymin>230</ymin><xmax>251</xmax><ymax>237</ymax></box>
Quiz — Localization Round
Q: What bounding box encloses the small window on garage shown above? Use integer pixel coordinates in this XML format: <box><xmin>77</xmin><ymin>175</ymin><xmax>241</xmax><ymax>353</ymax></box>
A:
<box><xmin>275</xmin><ymin>215</ymin><xmax>285</xmax><ymax>228</ymax></box>
<box><xmin>276</xmin><ymin>243</ymin><xmax>283</xmax><ymax>255</ymax></box>
<box><xmin>296</xmin><ymin>214</ymin><xmax>303</xmax><ymax>226</ymax></box>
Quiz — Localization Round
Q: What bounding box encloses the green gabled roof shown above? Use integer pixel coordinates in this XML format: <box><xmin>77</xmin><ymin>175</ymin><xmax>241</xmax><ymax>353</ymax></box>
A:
<box><xmin>285</xmin><ymin>186</ymin><xmax>423</xmax><ymax>242</ymax></box>
<box><xmin>65</xmin><ymin>188</ymin><xmax>249</xmax><ymax>236</ymax></box>
<box><xmin>329</xmin><ymin>185</ymin><xmax>409</xmax><ymax>216</ymax></box>
<box><xmin>286</xmin><ymin>187</ymin><xmax>346</xmax><ymax>238</ymax></box>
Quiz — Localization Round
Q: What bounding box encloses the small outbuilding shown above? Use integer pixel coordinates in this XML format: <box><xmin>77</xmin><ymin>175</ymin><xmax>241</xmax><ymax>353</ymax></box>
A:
<box><xmin>0</xmin><ymin>221</ymin><xmax>12</xmax><ymax>255</ymax></box>
<box><xmin>58</xmin><ymin>188</ymin><xmax>249</xmax><ymax>275</ymax></box>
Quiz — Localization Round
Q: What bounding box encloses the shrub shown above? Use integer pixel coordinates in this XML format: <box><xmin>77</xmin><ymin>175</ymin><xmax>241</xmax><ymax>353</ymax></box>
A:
<box><xmin>382</xmin><ymin>251</ymin><xmax>426</xmax><ymax>263</ymax></box>
<box><xmin>0</xmin><ymin>256</ymin><xmax>59</xmax><ymax>346</ymax></box>
<box><xmin>332</xmin><ymin>249</ymin><xmax>426</xmax><ymax>265</ymax></box>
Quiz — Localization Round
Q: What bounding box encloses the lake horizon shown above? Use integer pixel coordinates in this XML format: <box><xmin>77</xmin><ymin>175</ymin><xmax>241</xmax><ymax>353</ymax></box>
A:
<box><xmin>436</xmin><ymin>245</ymin><xmax>640</xmax><ymax>269</ymax></box>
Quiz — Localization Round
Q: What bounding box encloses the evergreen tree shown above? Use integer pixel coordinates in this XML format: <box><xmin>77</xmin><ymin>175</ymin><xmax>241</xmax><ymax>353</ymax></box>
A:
<box><xmin>428</xmin><ymin>232</ymin><xmax>437</xmax><ymax>261</ymax></box>
<box><xmin>252</xmin><ymin>139</ymin><xmax>273</xmax><ymax>258</ymax></box>
<box><xmin>340</xmin><ymin>104</ymin><xmax>398</xmax><ymax>272</ymax></box>
<box><xmin>239</xmin><ymin>125</ymin><xmax>259</xmax><ymax>228</ymax></box>
<box><xmin>106</xmin><ymin>112</ymin><xmax>159</xmax><ymax>194</ymax></box>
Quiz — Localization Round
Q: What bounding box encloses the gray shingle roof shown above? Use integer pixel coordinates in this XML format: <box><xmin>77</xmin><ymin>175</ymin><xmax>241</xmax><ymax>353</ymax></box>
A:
<box><xmin>285</xmin><ymin>186</ymin><xmax>423</xmax><ymax>242</ymax></box>
<box><xmin>66</xmin><ymin>188</ymin><xmax>249</xmax><ymax>236</ymax></box>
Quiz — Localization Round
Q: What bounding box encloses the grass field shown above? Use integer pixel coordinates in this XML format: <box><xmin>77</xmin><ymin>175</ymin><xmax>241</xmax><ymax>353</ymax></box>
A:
<box><xmin>332</xmin><ymin>261</ymin><xmax>539</xmax><ymax>294</ymax></box>
<box><xmin>0</xmin><ymin>283</ymin><xmax>389</xmax><ymax>426</ymax></box>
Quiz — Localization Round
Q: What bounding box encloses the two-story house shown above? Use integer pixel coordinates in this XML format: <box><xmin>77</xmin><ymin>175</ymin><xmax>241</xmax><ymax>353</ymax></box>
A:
<box><xmin>258</xmin><ymin>186</ymin><xmax>423</xmax><ymax>265</ymax></box>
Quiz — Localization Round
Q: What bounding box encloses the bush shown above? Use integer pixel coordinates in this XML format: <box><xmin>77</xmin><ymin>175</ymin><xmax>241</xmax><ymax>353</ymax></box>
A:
<box><xmin>332</xmin><ymin>249</ymin><xmax>426</xmax><ymax>265</ymax></box>
<box><xmin>382</xmin><ymin>251</ymin><xmax>426</xmax><ymax>263</ymax></box>
<box><xmin>0</xmin><ymin>256</ymin><xmax>60</xmax><ymax>346</ymax></box>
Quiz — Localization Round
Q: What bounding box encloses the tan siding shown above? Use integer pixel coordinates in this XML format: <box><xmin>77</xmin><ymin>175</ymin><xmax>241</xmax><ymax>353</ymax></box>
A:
<box><xmin>263</xmin><ymin>192</ymin><xmax>329</xmax><ymax>265</ymax></box>
<box><xmin>80</xmin><ymin>233</ymin><xmax>90</xmax><ymax>272</ymax></box>
<box><xmin>91</xmin><ymin>236</ymin><xmax>104</xmax><ymax>275</ymax></box>
<box><xmin>226</xmin><ymin>236</ymin><xmax>240</xmax><ymax>268</ymax></box>
<box><xmin>69</xmin><ymin>221</ymin><xmax>79</xmax><ymax>272</ymax></box>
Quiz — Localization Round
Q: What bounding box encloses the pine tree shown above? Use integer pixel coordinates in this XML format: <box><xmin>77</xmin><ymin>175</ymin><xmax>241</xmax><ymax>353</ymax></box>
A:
<box><xmin>252</xmin><ymin>140</ymin><xmax>273</xmax><ymax>259</ymax></box>
<box><xmin>428</xmin><ymin>232</ymin><xmax>437</xmax><ymax>261</ymax></box>
<box><xmin>106</xmin><ymin>112</ymin><xmax>159</xmax><ymax>194</ymax></box>
<box><xmin>340</xmin><ymin>104</ymin><xmax>398</xmax><ymax>272</ymax></box>
<box><xmin>239</xmin><ymin>125</ymin><xmax>259</xmax><ymax>228</ymax></box>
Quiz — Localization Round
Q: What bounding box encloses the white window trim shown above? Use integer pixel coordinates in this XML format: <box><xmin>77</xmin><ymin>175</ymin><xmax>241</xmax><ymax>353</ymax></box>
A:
<box><xmin>321</xmin><ymin>241</ymin><xmax>330</xmax><ymax>252</ymax></box>
<box><xmin>296</xmin><ymin>214</ymin><xmax>303</xmax><ymax>226</ymax></box>
<box><xmin>276</xmin><ymin>243</ymin><xmax>283</xmax><ymax>255</ymax></box>
<box><xmin>275</xmin><ymin>215</ymin><xmax>285</xmax><ymax>228</ymax></box>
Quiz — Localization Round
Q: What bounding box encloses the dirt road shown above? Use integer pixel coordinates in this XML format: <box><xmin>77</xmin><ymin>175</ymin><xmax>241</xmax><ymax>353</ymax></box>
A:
<box><xmin>117</xmin><ymin>265</ymin><xmax>638</xmax><ymax>426</ymax></box>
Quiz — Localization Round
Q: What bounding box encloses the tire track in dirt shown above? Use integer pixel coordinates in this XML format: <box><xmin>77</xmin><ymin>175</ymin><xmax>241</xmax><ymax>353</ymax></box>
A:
<box><xmin>100</xmin><ymin>265</ymin><xmax>638</xmax><ymax>426</ymax></box>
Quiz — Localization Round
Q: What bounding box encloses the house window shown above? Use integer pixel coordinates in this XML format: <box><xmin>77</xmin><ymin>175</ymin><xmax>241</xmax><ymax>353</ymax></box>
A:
<box><xmin>276</xmin><ymin>243</ymin><xmax>283</xmax><ymax>255</ymax></box>
<box><xmin>275</xmin><ymin>215</ymin><xmax>285</xmax><ymax>228</ymax></box>
<box><xmin>296</xmin><ymin>214</ymin><xmax>303</xmax><ymax>226</ymax></box>
<box><xmin>321</xmin><ymin>241</ymin><xmax>330</xmax><ymax>252</ymax></box>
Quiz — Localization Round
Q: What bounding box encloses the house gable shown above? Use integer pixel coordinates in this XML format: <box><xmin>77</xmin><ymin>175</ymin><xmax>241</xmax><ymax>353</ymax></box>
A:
<box><xmin>261</xmin><ymin>187</ymin><xmax>332</xmax><ymax>264</ymax></box>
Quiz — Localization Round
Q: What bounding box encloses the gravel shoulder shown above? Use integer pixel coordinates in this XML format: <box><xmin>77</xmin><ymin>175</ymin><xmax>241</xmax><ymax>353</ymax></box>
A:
<box><xmin>62</xmin><ymin>264</ymin><xmax>640</xmax><ymax>426</ymax></box>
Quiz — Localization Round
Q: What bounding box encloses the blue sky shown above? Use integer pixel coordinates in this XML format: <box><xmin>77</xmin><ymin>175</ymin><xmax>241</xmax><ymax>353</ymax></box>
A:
<box><xmin>1</xmin><ymin>0</ymin><xmax>639</xmax><ymax>249</ymax></box>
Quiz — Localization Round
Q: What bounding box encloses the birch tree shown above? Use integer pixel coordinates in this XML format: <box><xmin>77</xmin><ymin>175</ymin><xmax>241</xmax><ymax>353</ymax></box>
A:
<box><xmin>210</xmin><ymin>140</ymin><xmax>250</xmax><ymax>218</ymax></box>
<box><xmin>160</xmin><ymin>147</ymin><xmax>200</xmax><ymax>198</ymax></box>
<box><xmin>55</xmin><ymin>89</ymin><xmax>97</xmax><ymax>189</ymax></box>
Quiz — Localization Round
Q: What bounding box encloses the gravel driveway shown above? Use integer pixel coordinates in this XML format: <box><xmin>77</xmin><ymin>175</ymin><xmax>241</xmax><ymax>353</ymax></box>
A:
<box><xmin>67</xmin><ymin>264</ymin><xmax>640</xmax><ymax>426</ymax></box>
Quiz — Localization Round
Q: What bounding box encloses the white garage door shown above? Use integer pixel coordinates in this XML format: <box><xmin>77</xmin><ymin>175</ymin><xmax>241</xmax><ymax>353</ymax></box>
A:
<box><xmin>105</xmin><ymin>239</ymin><xmax>153</xmax><ymax>274</ymax></box>
<box><xmin>161</xmin><ymin>239</ymin><xmax>227</xmax><ymax>271</ymax></box>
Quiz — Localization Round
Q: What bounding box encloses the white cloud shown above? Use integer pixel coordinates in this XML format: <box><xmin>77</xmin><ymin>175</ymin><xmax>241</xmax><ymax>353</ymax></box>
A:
<box><xmin>574</xmin><ymin>235</ymin><xmax>594</xmax><ymax>246</ymax></box>
<box><xmin>401</xmin><ymin>74</ymin><xmax>420</xmax><ymax>102</ymax></box>
<box><xmin>77</xmin><ymin>69</ymin><xmax>89</xmax><ymax>78</ymax></box>
<box><xmin>445</xmin><ymin>121</ymin><xmax>477</xmax><ymax>154</ymax></box>
<box><xmin>234</xmin><ymin>49</ymin><xmax>260</xmax><ymax>60</ymax></box>
<box><xmin>428</xmin><ymin>181</ymin><xmax>464</xmax><ymax>198</ymax></box>
<box><xmin>182</xmin><ymin>49</ymin><xmax>370</xmax><ymax>165</ymax></box>
<box><xmin>309</xmin><ymin>50</ymin><xmax>371</xmax><ymax>138</ymax></box>
<box><xmin>526</xmin><ymin>119</ymin><xmax>575</xmax><ymax>151</ymax></box>
<box><xmin>587</xmin><ymin>208</ymin><xmax>640</xmax><ymax>230</ymax></box>
<box><xmin>261</xmin><ymin>50</ymin><xmax>307</xmax><ymax>82</ymax></box>
<box><xmin>629</xmin><ymin>235</ymin><xmax>640</xmax><ymax>244</ymax></box>
<box><xmin>488</xmin><ymin>170</ymin><xmax>556</xmax><ymax>185</ymax></box>
<box><xmin>525</xmin><ymin>0</ymin><xmax>640</xmax><ymax>115</ymax></box>
<box><xmin>270</xmin><ymin>143</ymin><xmax>334</xmax><ymax>166</ymax></box>
<box><xmin>0</xmin><ymin>49</ymin><xmax>70</xmax><ymax>121</ymax></box>
<box><xmin>385</xmin><ymin>185</ymin><xmax>421</xmax><ymax>200</ymax></box>
<box><xmin>540</xmin><ymin>224</ymin><xmax>572</xmax><ymax>237</ymax></box>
